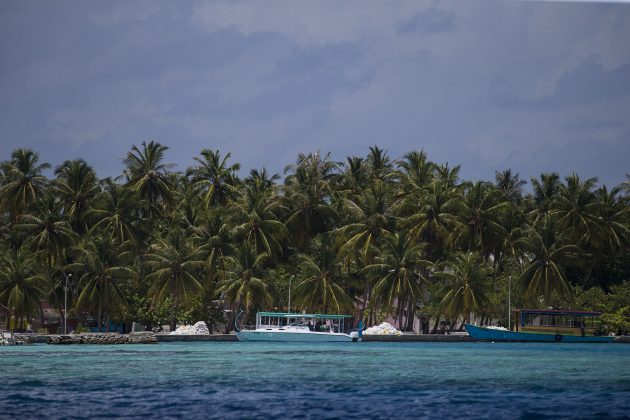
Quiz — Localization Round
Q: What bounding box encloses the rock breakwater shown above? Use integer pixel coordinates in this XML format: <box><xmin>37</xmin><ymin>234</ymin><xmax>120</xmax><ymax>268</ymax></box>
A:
<box><xmin>48</xmin><ymin>332</ymin><xmax>158</xmax><ymax>345</ymax></box>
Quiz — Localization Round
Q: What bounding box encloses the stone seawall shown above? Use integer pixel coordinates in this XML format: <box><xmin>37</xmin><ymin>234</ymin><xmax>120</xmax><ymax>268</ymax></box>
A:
<box><xmin>156</xmin><ymin>334</ymin><xmax>237</xmax><ymax>342</ymax></box>
<box><xmin>47</xmin><ymin>332</ymin><xmax>158</xmax><ymax>345</ymax></box>
<box><xmin>157</xmin><ymin>333</ymin><xmax>473</xmax><ymax>342</ymax></box>
<box><xmin>17</xmin><ymin>334</ymin><xmax>49</xmax><ymax>344</ymax></box>
<box><xmin>363</xmin><ymin>334</ymin><xmax>474</xmax><ymax>342</ymax></box>
<box><xmin>18</xmin><ymin>332</ymin><xmax>628</xmax><ymax>344</ymax></box>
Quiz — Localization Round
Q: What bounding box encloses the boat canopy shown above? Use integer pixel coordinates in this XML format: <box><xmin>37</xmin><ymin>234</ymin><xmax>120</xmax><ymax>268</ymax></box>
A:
<box><xmin>257</xmin><ymin>312</ymin><xmax>352</xmax><ymax>320</ymax></box>
<box><xmin>514</xmin><ymin>309</ymin><xmax>602</xmax><ymax>317</ymax></box>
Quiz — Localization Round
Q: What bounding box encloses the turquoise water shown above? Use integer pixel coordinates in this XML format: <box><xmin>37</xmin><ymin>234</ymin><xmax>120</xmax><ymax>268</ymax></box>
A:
<box><xmin>1</xmin><ymin>342</ymin><xmax>629</xmax><ymax>419</ymax></box>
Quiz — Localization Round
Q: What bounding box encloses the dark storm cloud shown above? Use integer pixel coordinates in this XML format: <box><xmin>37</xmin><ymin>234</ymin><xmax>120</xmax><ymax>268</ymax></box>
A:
<box><xmin>398</xmin><ymin>6</ymin><xmax>457</xmax><ymax>35</ymax></box>
<box><xmin>0</xmin><ymin>0</ymin><xmax>628</xmax><ymax>186</ymax></box>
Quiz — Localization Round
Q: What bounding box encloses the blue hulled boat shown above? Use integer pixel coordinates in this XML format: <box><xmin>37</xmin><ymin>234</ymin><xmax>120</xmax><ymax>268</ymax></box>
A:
<box><xmin>465</xmin><ymin>309</ymin><xmax>615</xmax><ymax>343</ymax></box>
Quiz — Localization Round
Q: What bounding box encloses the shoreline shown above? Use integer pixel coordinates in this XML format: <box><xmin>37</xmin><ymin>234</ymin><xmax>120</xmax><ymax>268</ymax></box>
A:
<box><xmin>10</xmin><ymin>332</ymin><xmax>629</xmax><ymax>344</ymax></box>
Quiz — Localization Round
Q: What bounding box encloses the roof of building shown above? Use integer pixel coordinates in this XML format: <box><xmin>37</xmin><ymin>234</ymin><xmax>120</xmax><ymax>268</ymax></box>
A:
<box><xmin>257</xmin><ymin>312</ymin><xmax>352</xmax><ymax>319</ymax></box>
<box><xmin>514</xmin><ymin>308</ymin><xmax>602</xmax><ymax>317</ymax></box>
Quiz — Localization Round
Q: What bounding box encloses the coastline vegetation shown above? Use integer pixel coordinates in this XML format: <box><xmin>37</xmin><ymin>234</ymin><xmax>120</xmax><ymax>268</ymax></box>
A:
<box><xmin>1</xmin><ymin>143</ymin><xmax>629</xmax><ymax>334</ymax></box>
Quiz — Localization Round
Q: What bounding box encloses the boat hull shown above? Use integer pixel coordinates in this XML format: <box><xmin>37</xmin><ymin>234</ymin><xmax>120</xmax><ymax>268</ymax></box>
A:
<box><xmin>236</xmin><ymin>330</ymin><xmax>356</xmax><ymax>342</ymax></box>
<box><xmin>464</xmin><ymin>324</ymin><xmax>615</xmax><ymax>343</ymax></box>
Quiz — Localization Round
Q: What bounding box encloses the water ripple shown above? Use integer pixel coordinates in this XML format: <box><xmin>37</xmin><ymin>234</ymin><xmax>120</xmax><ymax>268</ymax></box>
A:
<box><xmin>1</xmin><ymin>342</ymin><xmax>629</xmax><ymax>419</ymax></box>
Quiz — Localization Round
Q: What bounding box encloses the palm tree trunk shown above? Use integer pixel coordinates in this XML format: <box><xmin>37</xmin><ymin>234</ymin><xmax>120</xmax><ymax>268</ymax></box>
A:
<box><xmin>430</xmin><ymin>316</ymin><xmax>439</xmax><ymax>334</ymax></box>
<box><xmin>170</xmin><ymin>296</ymin><xmax>177</xmax><ymax>332</ymax></box>
<box><xmin>97</xmin><ymin>298</ymin><xmax>102</xmax><ymax>333</ymax></box>
<box><xmin>360</xmin><ymin>283</ymin><xmax>369</xmax><ymax>313</ymax></box>
<box><xmin>38</xmin><ymin>300</ymin><xmax>45</xmax><ymax>330</ymax></box>
<box><xmin>226</xmin><ymin>314</ymin><xmax>234</xmax><ymax>334</ymax></box>
<box><xmin>582</xmin><ymin>260</ymin><xmax>597</xmax><ymax>287</ymax></box>
<box><xmin>406</xmin><ymin>299</ymin><xmax>415</xmax><ymax>332</ymax></box>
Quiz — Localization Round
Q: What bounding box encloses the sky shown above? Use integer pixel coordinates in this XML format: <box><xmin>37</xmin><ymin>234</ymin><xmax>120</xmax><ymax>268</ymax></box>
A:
<box><xmin>1</xmin><ymin>0</ymin><xmax>629</xmax><ymax>187</ymax></box>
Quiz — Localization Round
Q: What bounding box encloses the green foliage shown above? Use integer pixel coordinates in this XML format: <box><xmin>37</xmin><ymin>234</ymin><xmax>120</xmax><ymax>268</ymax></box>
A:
<box><xmin>125</xmin><ymin>294</ymin><xmax>176</xmax><ymax>330</ymax></box>
<box><xmin>600</xmin><ymin>307</ymin><xmax>630</xmax><ymax>335</ymax></box>
<box><xmin>74</xmin><ymin>324</ymin><xmax>89</xmax><ymax>333</ymax></box>
<box><xmin>518</xmin><ymin>216</ymin><xmax>578</xmax><ymax>303</ymax></box>
<box><xmin>483</xmin><ymin>258</ymin><xmax>526</xmax><ymax>328</ymax></box>
<box><xmin>573</xmin><ymin>286</ymin><xmax>609</xmax><ymax>313</ymax></box>
<box><xmin>292</xmin><ymin>233</ymin><xmax>353</xmax><ymax>313</ymax></box>
<box><xmin>265</xmin><ymin>267</ymin><xmax>292</xmax><ymax>310</ymax></box>
<box><xmin>175</xmin><ymin>296</ymin><xmax>204</xmax><ymax>325</ymax></box>
<box><xmin>437</xmin><ymin>253</ymin><xmax>492</xmax><ymax>322</ymax></box>
<box><xmin>0</xmin><ymin>246</ymin><xmax>47</xmax><ymax>328</ymax></box>
<box><xmin>217</xmin><ymin>243</ymin><xmax>273</xmax><ymax>315</ymax></box>
<box><xmin>1</xmin><ymin>145</ymin><xmax>629</xmax><ymax>333</ymax></box>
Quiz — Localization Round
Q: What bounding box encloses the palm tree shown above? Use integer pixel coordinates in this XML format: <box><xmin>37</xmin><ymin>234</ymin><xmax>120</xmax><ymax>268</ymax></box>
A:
<box><xmin>245</xmin><ymin>168</ymin><xmax>280</xmax><ymax>194</ymax></box>
<box><xmin>366</xmin><ymin>146</ymin><xmax>395</xmax><ymax>184</ymax></box>
<box><xmin>553</xmin><ymin>174</ymin><xmax>602</xmax><ymax>246</ymax></box>
<box><xmin>67</xmin><ymin>235</ymin><xmax>134</xmax><ymax>332</ymax></box>
<box><xmin>529</xmin><ymin>172</ymin><xmax>561</xmax><ymax>226</ymax></box>
<box><xmin>292</xmin><ymin>234</ymin><xmax>353</xmax><ymax>313</ymax></box>
<box><xmin>87</xmin><ymin>179</ymin><xmax>145</xmax><ymax>245</ymax></box>
<box><xmin>0</xmin><ymin>247</ymin><xmax>47</xmax><ymax>330</ymax></box>
<box><xmin>123</xmin><ymin>140</ymin><xmax>174</xmax><ymax>217</ymax></box>
<box><xmin>437</xmin><ymin>253</ymin><xmax>491</xmax><ymax>327</ymax></box>
<box><xmin>336</xmin><ymin>184</ymin><xmax>395</xmax><ymax>317</ymax></box>
<box><xmin>492</xmin><ymin>204</ymin><xmax>528</xmax><ymax>272</ymax></box>
<box><xmin>283</xmin><ymin>151</ymin><xmax>340</xmax><ymax>249</ymax></box>
<box><xmin>494</xmin><ymin>169</ymin><xmax>526</xmax><ymax>203</ymax></box>
<box><xmin>395</xmin><ymin>150</ymin><xmax>435</xmax><ymax>195</ymax></box>
<box><xmin>0</xmin><ymin>149</ymin><xmax>50</xmax><ymax>220</ymax></box>
<box><xmin>18</xmin><ymin>198</ymin><xmax>76</xmax><ymax>269</ymax></box>
<box><xmin>582</xmin><ymin>185</ymin><xmax>630</xmax><ymax>287</ymax></box>
<box><xmin>217</xmin><ymin>243</ymin><xmax>273</xmax><ymax>326</ymax></box>
<box><xmin>398</xmin><ymin>181</ymin><xmax>463</xmax><ymax>259</ymax></box>
<box><xmin>169</xmin><ymin>175</ymin><xmax>203</xmax><ymax>231</ymax></box>
<box><xmin>52</xmin><ymin>159</ymin><xmax>100</xmax><ymax>234</ymax></box>
<box><xmin>339</xmin><ymin>156</ymin><xmax>369</xmax><ymax>196</ymax></box>
<box><xmin>338</xmin><ymin>184</ymin><xmax>394</xmax><ymax>264</ymax></box>
<box><xmin>622</xmin><ymin>174</ymin><xmax>630</xmax><ymax>197</ymax></box>
<box><xmin>229</xmin><ymin>185</ymin><xmax>288</xmax><ymax>259</ymax></box>
<box><xmin>518</xmin><ymin>216</ymin><xmax>579</xmax><ymax>304</ymax></box>
<box><xmin>361</xmin><ymin>232</ymin><xmax>429</xmax><ymax>330</ymax></box>
<box><xmin>594</xmin><ymin>185</ymin><xmax>630</xmax><ymax>253</ymax></box>
<box><xmin>145</xmin><ymin>233</ymin><xmax>206</xmax><ymax>331</ymax></box>
<box><xmin>189</xmin><ymin>209</ymin><xmax>235</xmax><ymax>282</ymax></box>
<box><xmin>187</xmin><ymin>149</ymin><xmax>240</xmax><ymax>208</ymax></box>
<box><xmin>459</xmin><ymin>181</ymin><xmax>507</xmax><ymax>259</ymax></box>
<box><xmin>435</xmin><ymin>163</ymin><xmax>461</xmax><ymax>189</ymax></box>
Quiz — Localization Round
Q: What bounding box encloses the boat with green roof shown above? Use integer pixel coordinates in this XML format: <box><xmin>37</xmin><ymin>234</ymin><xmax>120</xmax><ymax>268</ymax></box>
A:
<box><xmin>465</xmin><ymin>309</ymin><xmax>615</xmax><ymax>343</ymax></box>
<box><xmin>235</xmin><ymin>311</ymin><xmax>361</xmax><ymax>342</ymax></box>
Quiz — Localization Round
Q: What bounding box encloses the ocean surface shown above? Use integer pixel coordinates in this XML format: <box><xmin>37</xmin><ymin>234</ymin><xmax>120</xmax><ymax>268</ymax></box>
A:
<box><xmin>1</xmin><ymin>341</ymin><xmax>629</xmax><ymax>419</ymax></box>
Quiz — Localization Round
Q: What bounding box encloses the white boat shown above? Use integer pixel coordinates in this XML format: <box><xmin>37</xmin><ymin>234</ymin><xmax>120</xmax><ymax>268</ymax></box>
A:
<box><xmin>0</xmin><ymin>330</ymin><xmax>27</xmax><ymax>346</ymax></box>
<box><xmin>235</xmin><ymin>311</ymin><xmax>361</xmax><ymax>342</ymax></box>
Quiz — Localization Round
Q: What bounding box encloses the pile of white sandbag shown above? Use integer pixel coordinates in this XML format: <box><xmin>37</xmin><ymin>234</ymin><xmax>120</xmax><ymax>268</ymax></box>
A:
<box><xmin>362</xmin><ymin>322</ymin><xmax>402</xmax><ymax>335</ymax></box>
<box><xmin>169</xmin><ymin>321</ymin><xmax>210</xmax><ymax>335</ymax></box>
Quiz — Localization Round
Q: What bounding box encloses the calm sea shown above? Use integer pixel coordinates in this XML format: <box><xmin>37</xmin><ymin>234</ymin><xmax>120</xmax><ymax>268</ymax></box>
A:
<box><xmin>1</xmin><ymin>341</ymin><xmax>629</xmax><ymax>419</ymax></box>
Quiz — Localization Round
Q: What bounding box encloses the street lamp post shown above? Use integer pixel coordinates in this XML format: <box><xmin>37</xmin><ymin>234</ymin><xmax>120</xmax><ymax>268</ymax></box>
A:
<box><xmin>287</xmin><ymin>275</ymin><xmax>294</xmax><ymax>313</ymax></box>
<box><xmin>64</xmin><ymin>273</ymin><xmax>72</xmax><ymax>334</ymax></box>
<box><xmin>508</xmin><ymin>275</ymin><xmax>511</xmax><ymax>331</ymax></box>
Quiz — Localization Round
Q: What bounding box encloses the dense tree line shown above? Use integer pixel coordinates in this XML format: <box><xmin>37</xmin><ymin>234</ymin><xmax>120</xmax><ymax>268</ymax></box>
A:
<box><xmin>1</xmin><ymin>143</ymin><xmax>629</xmax><ymax>333</ymax></box>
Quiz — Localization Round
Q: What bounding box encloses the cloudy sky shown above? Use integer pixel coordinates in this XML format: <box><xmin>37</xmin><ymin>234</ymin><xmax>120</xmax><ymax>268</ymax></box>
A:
<box><xmin>1</xmin><ymin>0</ymin><xmax>629</xmax><ymax>186</ymax></box>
